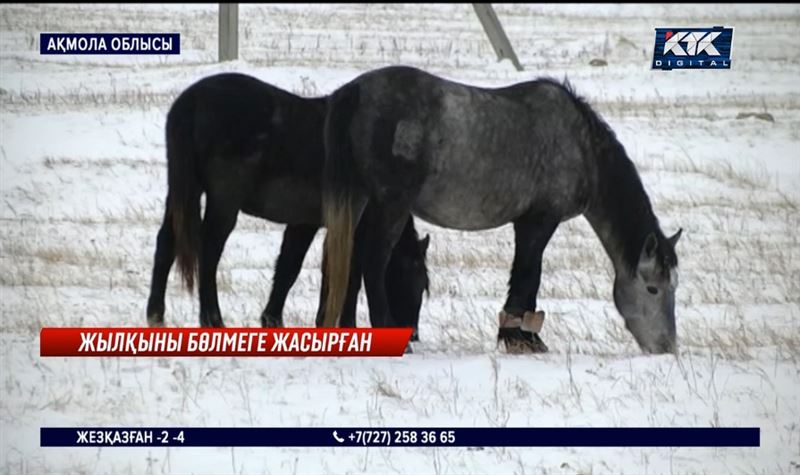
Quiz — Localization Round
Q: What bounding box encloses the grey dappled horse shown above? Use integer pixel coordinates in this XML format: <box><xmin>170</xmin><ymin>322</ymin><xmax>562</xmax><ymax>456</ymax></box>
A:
<box><xmin>321</xmin><ymin>66</ymin><xmax>682</xmax><ymax>354</ymax></box>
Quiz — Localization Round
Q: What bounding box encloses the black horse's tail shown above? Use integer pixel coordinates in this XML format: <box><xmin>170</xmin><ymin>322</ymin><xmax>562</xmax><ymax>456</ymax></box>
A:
<box><xmin>322</xmin><ymin>84</ymin><xmax>365</xmax><ymax>327</ymax></box>
<box><xmin>166</xmin><ymin>99</ymin><xmax>202</xmax><ymax>292</ymax></box>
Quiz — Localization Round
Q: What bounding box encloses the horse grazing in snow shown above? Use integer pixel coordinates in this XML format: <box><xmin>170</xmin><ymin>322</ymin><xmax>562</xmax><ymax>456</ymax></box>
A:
<box><xmin>320</xmin><ymin>66</ymin><xmax>682</xmax><ymax>354</ymax></box>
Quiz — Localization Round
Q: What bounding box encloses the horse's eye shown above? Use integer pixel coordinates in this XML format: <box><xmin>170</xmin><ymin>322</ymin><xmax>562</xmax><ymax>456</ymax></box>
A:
<box><xmin>646</xmin><ymin>286</ymin><xmax>658</xmax><ymax>295</ymax></box>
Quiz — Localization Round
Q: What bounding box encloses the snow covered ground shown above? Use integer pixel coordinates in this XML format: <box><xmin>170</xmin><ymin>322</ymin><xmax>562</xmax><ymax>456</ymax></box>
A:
<box><xmin>1</xmin><ymin>3</ymin><xmax>799</xmax><ymax>474</ymax></box>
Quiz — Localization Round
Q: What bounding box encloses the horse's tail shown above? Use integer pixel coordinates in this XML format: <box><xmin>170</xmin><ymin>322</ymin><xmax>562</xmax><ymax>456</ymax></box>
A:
<box><xmin>166</xmin><ymin>98</ymin><xmax>202</xmax><ymax>292</ymax></box>
<box><xmin>322</xmin><ymin>84</ymin><xmax>365</xmax><ymax>327</ymax></box>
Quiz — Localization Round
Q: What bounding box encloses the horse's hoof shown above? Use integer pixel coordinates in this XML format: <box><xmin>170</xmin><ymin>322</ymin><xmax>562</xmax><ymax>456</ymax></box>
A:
<box><xmin>146</xmin><ymin>314</ymin><xmax>164</xmax><ymax>328</ymax></box>
<box><xmin>498</xmin><ymin>328</ymin><xmax>549</xmax><ymax>354</ymax></box>
<box><xmin>200</xmin><ymin>317</ymin><xmax>225</xmax><ymax>328</ymax></box>
<box><xmin>497</xmin><ymin>310</ymin><xmax>548</xmax><ymax>354</ymax></box>
<box><xmin>261</xmin><ymin>314</ymin><xmax>282</xmax><ymax>328</ymax></box>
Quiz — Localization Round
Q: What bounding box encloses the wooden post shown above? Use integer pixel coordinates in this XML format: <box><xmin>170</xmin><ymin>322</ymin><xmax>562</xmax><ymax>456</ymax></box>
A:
<box><xmin>472</xmin><ymin>4</ymin><xmax>523</xmax><ymax>71</ymax></box>
<box><xmin>218</xmin><ymin>3</ymin><xmax>238</xmax><ymax>62</ymax></box>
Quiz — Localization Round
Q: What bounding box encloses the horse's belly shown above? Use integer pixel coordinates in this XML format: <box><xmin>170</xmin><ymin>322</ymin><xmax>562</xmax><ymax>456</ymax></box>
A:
<box><xmin>242</xmin><ymin>177</ymin><xmax>321</xmax><ymax>225</ymax></box>
<box><xmin>413</xmin><ymin>173</ymin><xmax>529</xmax><ymax>230</ymax></box>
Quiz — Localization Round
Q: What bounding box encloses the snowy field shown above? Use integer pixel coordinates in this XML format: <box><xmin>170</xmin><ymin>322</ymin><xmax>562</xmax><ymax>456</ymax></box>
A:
<box><xmin>1</xmin><ymin>3</ymin><xmax>799</xmax><ymax>474</ymax></box>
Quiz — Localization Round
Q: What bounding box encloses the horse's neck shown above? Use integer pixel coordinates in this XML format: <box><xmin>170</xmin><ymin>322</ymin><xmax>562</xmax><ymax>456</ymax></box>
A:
<box><xmin>584</xmin><ymin>141</ymin><xmax>659</xmax><ymax>275</ymax></box>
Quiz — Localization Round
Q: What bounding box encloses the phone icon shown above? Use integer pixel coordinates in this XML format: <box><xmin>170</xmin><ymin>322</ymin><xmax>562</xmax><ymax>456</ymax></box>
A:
<box><xmin>332</xmin><ymin>431</ymin><xmax>344</xmax><ymax>443</ymax></box>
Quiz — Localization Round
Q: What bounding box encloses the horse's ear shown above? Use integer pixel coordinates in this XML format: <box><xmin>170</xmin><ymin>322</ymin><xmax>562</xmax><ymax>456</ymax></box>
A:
<box><xmin>638</xmin><ymin>233</ymin><xmax>658</xmax><ymax>275</ymax></box>
<box><xmin>668</xmin><ymin>228</ymin><xmax>683</xmax><ymax>247</ymax></box>
<box><xmin>419</xmin><ymin>234</ymin><xmax>430</xmax><ymax>255</ymax></box>
<box><xmin>643</xmin><ymin>233</ymin><xmax>658</xmax><ymax>258</ymax></box>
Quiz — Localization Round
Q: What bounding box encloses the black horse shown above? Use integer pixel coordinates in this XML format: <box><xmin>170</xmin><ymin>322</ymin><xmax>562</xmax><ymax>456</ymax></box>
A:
<box><xmin>145</xmin><ymin>72</ymin><xmax>430</xmax><ymax>336</ymax></box>
<box><xmin>321</xmin><ymin>66</ymin><xmax>682</xmax><ymax>354</ymax></box>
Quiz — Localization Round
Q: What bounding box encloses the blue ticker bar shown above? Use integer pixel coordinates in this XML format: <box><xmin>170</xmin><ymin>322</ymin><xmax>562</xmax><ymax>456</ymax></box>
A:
<box><xmin>41</xmin><ymin>427</ymin><xmax>760</xmax><ymax>448</ymax></box>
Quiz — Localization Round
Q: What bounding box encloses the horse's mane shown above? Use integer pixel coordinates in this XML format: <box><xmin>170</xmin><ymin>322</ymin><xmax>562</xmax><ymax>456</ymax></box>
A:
<box><xmin>547</xmin><ymin>77</ymin><xmax>678</xmax><ymax>275</ymax></box>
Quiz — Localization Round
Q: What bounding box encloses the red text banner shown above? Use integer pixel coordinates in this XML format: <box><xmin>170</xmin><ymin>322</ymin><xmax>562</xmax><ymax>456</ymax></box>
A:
<box><xmin>39</xmin><ymin>328</ymin><xmax>413</xmax><ymax>357</ymax></box>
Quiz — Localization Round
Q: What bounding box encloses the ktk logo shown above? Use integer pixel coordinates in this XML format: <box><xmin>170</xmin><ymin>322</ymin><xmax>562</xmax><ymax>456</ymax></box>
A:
<box><xmin>652</xmin><ymin>26</ymin><xmax>733</xmax><ymax>70</ymax></box>
<box><xmin>662</xmin><ymin>31</ymin><xmax>721</xmax><ymax>56</ymax></box>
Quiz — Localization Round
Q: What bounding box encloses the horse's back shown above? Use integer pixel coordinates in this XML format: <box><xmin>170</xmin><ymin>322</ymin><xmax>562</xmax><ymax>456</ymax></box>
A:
<box><xmin>166</xmin><ymin>72</ymin><xmax>327</xmax><ymax>225</ymax></box>
<box><xmin>336</xmin><ymin>67</ymin><xmax>594</xmax><ymax>229</ymax></box>
<box><xmin>170</xmin><ymin>74</ymin><xmax>288</xmax><ymax>157</ymax></box>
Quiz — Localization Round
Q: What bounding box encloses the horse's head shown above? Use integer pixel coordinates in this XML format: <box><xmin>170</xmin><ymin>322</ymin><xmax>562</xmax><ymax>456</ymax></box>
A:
<box><xmin>613</xmin><ymin>228</ymin><xmax>682</xmax><ymax>354</ymax></box>
<box><xmin>386</xmin><ymin>233</ymin><xmax>430</xmax><ymax>341</ymax></box>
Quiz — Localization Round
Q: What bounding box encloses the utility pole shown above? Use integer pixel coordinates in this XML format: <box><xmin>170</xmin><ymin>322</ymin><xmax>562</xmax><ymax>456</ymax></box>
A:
<box><xmin>472</xmin><ymin>4</ymin><xmax>523</xmax><ymax>71</ymax></box>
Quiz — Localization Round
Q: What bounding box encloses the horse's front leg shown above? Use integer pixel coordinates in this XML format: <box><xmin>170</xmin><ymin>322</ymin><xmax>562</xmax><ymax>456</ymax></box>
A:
<box><xmin>262</xmin><ymin>224</ymin><xmax>319</xmax><ymax>328</ymax></box>
<box><xmin>500</xmin><ymin>212</ymin><xmax>559</xmax><ymax>353</ymax></box>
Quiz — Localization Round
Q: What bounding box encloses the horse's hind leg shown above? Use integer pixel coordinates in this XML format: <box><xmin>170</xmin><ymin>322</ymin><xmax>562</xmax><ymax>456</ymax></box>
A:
<box><xmin>501</xmin><ymin>212</ymin><xmax>559</xmax><ymax>353</ymax></box>
<box><xmin>360</xmin><ymin>202</ymin><xmax>411</xmax><ymax>329</ymax></box>
<box><xmin>261</xmin><ymin>224</ymin><xmax>318</xmax><ymax>328</ymax></box>
<box><xmin>146</xmin><ymin>195</ymin><xmax>176</xmax><ymax>327</ymax></box>
<box><xmin>198</xmin><ymin>192</ymin><xmax>240</xmax><ymax>328</ymax></box>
